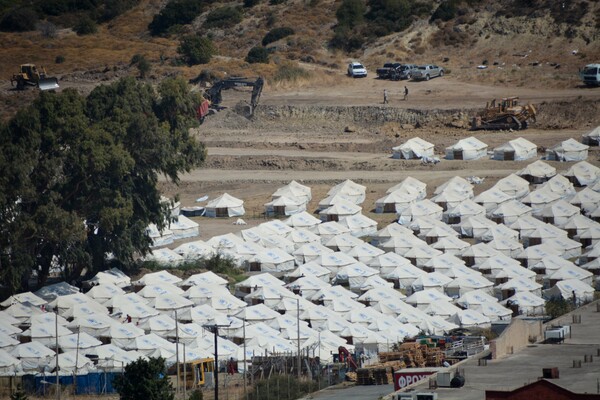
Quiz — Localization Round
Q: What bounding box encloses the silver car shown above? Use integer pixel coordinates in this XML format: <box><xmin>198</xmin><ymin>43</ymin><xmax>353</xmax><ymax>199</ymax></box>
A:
<box><xmin>412</xmin><ymin>65</ymin><xmax>444</xmax><ymax>81</ymax></box>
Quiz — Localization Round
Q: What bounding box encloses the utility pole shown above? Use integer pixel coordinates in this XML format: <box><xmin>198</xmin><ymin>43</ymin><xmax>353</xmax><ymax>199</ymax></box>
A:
<box><xmin>55</xmin><ymin>309</ymin><xmax>60</xmax><ymax>400</ymax></box>
<box><xmin>297</xmin><ymin>298</ymin><xmax>301</xmax><ymax>379</ymax></box>
<box><xmin>175</xmin><ymin>309</ymin><xmax>179</xmax><ymax>396</ymax></box>
<box><xmin>203</xmin><ymin>323</ymin><xmax>231</xmax><ymax>400</ymax></box>
<box><xmin>243</xmin><ymin>319</ymin><xmax>247</xmax><ymax>400</ymax></box>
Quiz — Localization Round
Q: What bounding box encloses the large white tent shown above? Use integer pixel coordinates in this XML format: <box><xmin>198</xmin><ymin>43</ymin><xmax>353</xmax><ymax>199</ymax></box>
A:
<box><xmin>392</xmin><ymin>137</ymin><xmax>435</xmax><ymax>160</ymax></box>
<box><xmin>563</xmin><ymin>161</ymin><xmax>600</xmax><ymax>187</ymax></box>
<box><xmin>582</xmin><ymin>126</ymin><xmax>600</xmax><ymax>146</ymax></box>
<box><xmin>546</xmin><ymin>138</ymin><xmax>589</xmax><ymax>161</ymax></box>
<box><xmin>493</xmin><ymin>137</ymin><xmax>537</xmax><ymax>161</ymax></box>
<box><xmin>445</xmin><ymin>137</ymin><xmax>488</xmax><ymax>160</ymax></box>
<box><xmin>517</xmin><ymin>160</ymin><xmax>556</xmax><ymax>184</ymax></box>
<box><xmin>205</xmin><ymin>193</ymin><xmax>245</xmax><ymax>218</ymax></box>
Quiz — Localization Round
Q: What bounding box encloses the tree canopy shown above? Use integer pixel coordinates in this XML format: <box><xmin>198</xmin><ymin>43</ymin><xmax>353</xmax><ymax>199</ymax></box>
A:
<box><xmin>0</xmin><ymin>77</ymin><xmax>206</xmax><ymax>294</ymax></box>
<box><xmin>113</xmin><ymin>357</ymin><xmax>174</xmax><ymax>400</ymax></box>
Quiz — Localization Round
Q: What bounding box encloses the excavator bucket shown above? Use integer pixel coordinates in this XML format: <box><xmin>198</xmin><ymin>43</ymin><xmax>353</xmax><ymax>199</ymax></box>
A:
<box><xmin>38</xmin><ymin>77</ymin><xmax>59</xmax><ymax>91</ymax></box>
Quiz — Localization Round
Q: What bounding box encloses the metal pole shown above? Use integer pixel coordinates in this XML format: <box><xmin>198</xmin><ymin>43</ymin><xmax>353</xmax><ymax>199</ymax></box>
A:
<box><xmin>74</xmin><ymin>326</ymin><xmax>80</xmax><ymax>393</ymax></box>
<box><xmin>297</xmin><ymin>298</ymin><xmax>301</xmax><ymax>379</ymax></box>
<box><xmin>243</xmin><ymin>319</ymin><xmax>247</xmax><ymax>400</ymax></box>
<box><xmin>183</xmin><ymin>342</ymin><xmax>187</xmax><ymax>400</ymax></box>
<box><xmin>214</xmin><ymin>327</ymin><xmax>219</xmax><ymax>400</ymax></box>
<box><xmin>55</xmin><ymin>309</ymin><xmax>60</xmax><ymax>400</ymax></box>
<box><xmin>175</xmin><ymin>310</ymin><xmax>179</xmax><ymax>396</ymax></box>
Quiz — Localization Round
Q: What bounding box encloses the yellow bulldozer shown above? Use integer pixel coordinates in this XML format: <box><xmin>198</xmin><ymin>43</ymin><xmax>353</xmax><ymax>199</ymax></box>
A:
<box><xmin>11</xmin><ymin>64</ymin><xmax>59</xmax><ymax>91</ymax></box>
<box><xmin>471</xmin><ymin>97</ymin><xmax>536</xmax><ymax>130</ymax></box>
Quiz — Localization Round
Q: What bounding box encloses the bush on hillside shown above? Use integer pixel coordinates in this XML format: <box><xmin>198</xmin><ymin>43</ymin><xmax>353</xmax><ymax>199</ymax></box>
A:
<box><xmin>335</xmin><ymin>0</ymin><xmax>365</xmax><ymax>29</ymax></box>
<box><xmin>243</xmin><ymin>0</ymin><xmax>260</xmax><ymax>8</ymax></box>
<box><xmin>0</xmin><ymin>7</ymin><xmax>38</xmax><ymax>32</ymax></box>
<box><xmin>273</xmin><ymin>63</ymin><xmax>310</xmax><ymax>83</ymax></box>
<box><xmin>149</xmin><ymin>0</ymin><xmax>204</xmax><ymax>36</ymax></box>
<box><xmin>74</xmin><ymin>15</ymin><xmax>98</xmax><ymax>35</ymax></box>
<box><xmin>55</xmin><ymin>55</ymin><xmax>66</xmax><ymax>64</ymax></box>
<box><xmin>177</xmin><ymin>35</ymin><xmax>216</xmax><ymax>65</ymax></box>
<box><xmin>430</xmin><ymin>0</ymin><xmax>458</xmax><ymax>22</ymax></box>
<box><xmin>246</xmin><ymin>46</ymin><xmax>269</xmax><ymax>63</ymax></box>
<box><xmin>269</xmin><ymin>0</ymin><xmax>287</xmax><ymax>5</ymax></box>
<box><xmin>262</xmin><ymin>26</ymin><xmax>294</xmax><ymax>46</ymax></box>
<box><xmin>329</xmin><ymin>27</ymin><xmax>365</xmax><ymax>51</ymax></box>
<box><xmin>203</xmin><ymin>6</ymin><xmax>243</xmax><ymax>29</ymax></box>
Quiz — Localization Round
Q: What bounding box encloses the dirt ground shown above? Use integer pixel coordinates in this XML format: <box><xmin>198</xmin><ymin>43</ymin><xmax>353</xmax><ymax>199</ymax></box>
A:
<box><xmin>156</xmin><ymin>74</ymin><xmax>600</xmax><ymax>242</ymax></box>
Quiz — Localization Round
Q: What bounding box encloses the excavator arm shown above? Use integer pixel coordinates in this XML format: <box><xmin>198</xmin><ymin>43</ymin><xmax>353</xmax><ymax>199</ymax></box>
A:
<box><xmin>206</xmin><ymin>77</ymin><xmax>264</xmax><ymax>111</ymax></box>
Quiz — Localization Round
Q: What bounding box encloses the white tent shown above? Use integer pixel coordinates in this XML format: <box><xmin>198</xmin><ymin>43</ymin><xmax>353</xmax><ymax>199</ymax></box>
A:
<box><xmin>339</xmin><ymin>213</ymin><xmax>378</xmax><ymax>237</ymax></box>
<box><xmin>312</xmin><ymin>221</ymin><xmax>350</xmax><ymax>243</ymax></box>
<box><xmin>538</xmin><ymin>200</ymin><xmax>580</xmax><ymax>228</ymax></box>
<box><xmin>431</xmin><ymin>188</ymin><xmax>471</xmax><ymax>211</ymax></box>
<box><xmin>67</xmin><ymin>314</ymin><xmax>116</xmax><ymax>337</ymax></box>
<box><xmin>472</xmin><ymin>302</ymin><xmax>512</xmax><ymax>322</ymax></box>
<box><xmin>409</xmin><ymin>272</ymin><xmax>452</xmax><ymax>293</ymax></box>
<box><xmin>546</xmin><ymin>138</ymin><xmax>589</xmax><ymax>161</ymax></box>
<box><xmin>285</xmin><ymin>262</ymin><xmax>331</xmax><ymax>283</ymax></box>
<box><xmin>501</xmin><ymin>292</ymin><xmax>545</xmax><ymax>316</ymax></box>
<box><xmin>459</xmin><ymin>215</ymin><xmax>497</xmax><ymax>239</ymax></box>
<box><xmin>205</xmin><ymin>193</ymin><xmax>245</xmax><ymax>218</ymax></box>
<box><xmin>445</xmin><ymin>275</ymin><xmax>494</xmax><ymax>297</ymax></box>
<box><xmin>148</xmin><ymin>293</ymin><xmax>194</xmax><ymax>314</ymax></box>
<box><xmin>0</xmin><ymin>292</ymin><xmax>47</xmax><ymax>308</ymax></box>
<box><xmin>460</xmin><ymin>242</ymin><xmax>499</xmax><ymax>267</ymax></box>
<box><xmin>444</xmin><ymin>199</ymin><xmax>486</xmax><ymax>225</ymax></box>
<box><xmin>21</xmin><ymin>322</ymin><xmax>72</xmax><ymax>347</ymax></box>
<box><xmin>490</xmin><ymin>200</ymin><xmax>532</xmax><ymax>225</ymax></box>
<box><xmin>347</xmin><ymin>242</ymin><xmax>385</xmax><ymax>264</ymax></box>
<box><xmin>143</xmin><ymin>248</ymin><xmax>184</xmax><ymax>266</ymax></box>
<box><xmin>563</xmin><ymin>161</ymin><xmax>600</xmax><ymax>187</ymax></box>
<box><xmin>521</xmin><ymin>190</ymin><xmax>562</xmax><ymax>214</ymax></box>
<box><xmin>272</xmin><ymin>180</ymin><xmax>312</xmax><ymax>204</ymax></box>
<box><xmin>473</xmin><ymin>188</ymin><xmax>512</xmax><ymax>213</ymax></box>
<box><xmin>0</xmin><ymin>348</ymin><xmax>22</xmax><ymax>375</ymax></box>
<box><xmin>58</xmin><ymin>332</ymin><xmax>103</xmax><ymax>351</ymax></box>
<box><xmin>517</xmin><ymin>160</ymin><xmax>556</xmax><ymax>184</ymax></box>
<box><xmin>284</xmin><ymin>211</ymin><xmax>321</xmax><ymax>229</ymax></box>
<box><xmin>543</xmin><ymin>279</ymin><xmax>595</xmax><ymax>303</ymax></box>
<box><xmin>133</xmin><ymin>270</ymin><xmax>182</xmax><ymax>287</ymax></box>
<box><xmin>327</xmin><ymin>179</ymin><xmax>366</xmax><ymax>205</ymax></box>
<box><xmin>11</xmin><ymin>342</ymin><xmax>55</xmax><ymax>372</ymax></box>
<box><xmin>492</xmin><ymin>174</ymin><xmax>530</xmax><ymax>200</ymax></box>
<box><xmin>434</xmin><ymin>176</ymin><xmax>474</xmax><ymax>198</ymax></box>
<box><xmin>538</xmin><ymin>175</ymin><xmax>576</xmax><ymax>199</ymax></box>
<box><xmin>456</xmin><ymin>289</ymin><xmax>498</xmax><ymax>308</ymax></box>
<box><xmin>424</xmin><ymin>301</ymin><xmax>462</xmax><ymax>319</ymax></box>
<box><xmin>405</xmin><ymin>288</ymin><xmax>452</xmax><ymax>309</ymax></box>
<box><xmin>334</xmin><ymin>263</ymin><xmax>379</xmax><ymax>289</ymax></box>
<box><xmin>445</xmin><ymin>136</ymin><xmax>487</xmax><ymax>160</ymax></box>
<box><xmin>293</xmin><ymin>242</ymin><xmax>334</xmax><ymax>264</ymax></box>
<box><xmin>325</xmin><ymin>232</ymin><xmax>365</xmax><ymax>253</ymax></box>
<box><xmin>582</xmin><ymin>126</ymin><xmax>600</xmax><ymax>146</ymax></box>
<box><xmin>319</xmin><ymin>198</ymin><xmax>361</xmax><ymax>221</ymax></box>
<box><xmin>146</xmin><ymin>223</ymin><xmax>174</xmax><ymax>247</ymax></box>
<box><xmin>497</xmin><ymin>278</ymin><xmax>543</xmax><ymax>299</ymax></box>
<box><xmin>185</xmin><ymin>285</ymin><xmax>230</xmax><ymax>306</ymax></box>
<box><xmin>367</xmin><ymin>252</ymin><xmax>413</xmax><ymax>276</ymax></box>
<box><xmin>379</xmin><ymin>234</ymin><xmax>426</xmax><ymax>256</ymax></box>
<box><xmin>386</xmin><ymin>177</ymin><xmax>427</xmax><ymax>200</ymax></box>
<box><xmin>264</xmin><ymin>195</ymin><xmax>306</xmax><ymax>217</ymax></box>
<box><xmin>180</xmin><ymin>271</ymin><xmax>228</xmax><ymax>288</ymax></box>
<box><xmin>548</xmin><ymin>264</ymin><xmax>593</xmax><ymax>286</ymax></box>
<box><xmin>0</xmin><ymin>332</ymin><xmax>19</xmax><ymax>352</ymax></box>
<box><xmin>429</xmin><ymin>235</ymin><xmax>469</xmax><ymax>255</ymax></box>
<box><xmin>248</xmin><ymin>248</ymin><xmax>296</xmax><ymax>273</ymax></box>
<box><xmin>318</xmin><ymin>252</ymin><xmax>359</xmax><ymax>276</ymax></box>
<box><xmin>84</xmin><ymin>268</ymin><xmax>131</xmax><ymax>288</ymax></box>
<box><xmin>286</xmin><ymin>228</ymin><xmax>321</xmax><ymax>249</ymax></box>
<box><xmin>398</xmin><ymin>200</ymin><xmax>443</xmax><ymax>225</ymax></box>
<box><xmin>515</xmin><ymin>244</ymin><xmax>562</xmax><ymax>269</ymax></box>
<box><xmin>85</xmin><ymin>284</ymin><xmax>125</xmax><ymax>303</ymax></box>
<box><xmin>392</xmin><ymin>137</ymin><xmax>435</xmax><ymax>159</ymax></box>
<box><xmin>569</xmin><ymin>188</ymin><xmax>600</xmax><ymax>214</ymax></box>
<box><xmin>382</xmin><ymin>263</ymin><xmax>427</xmax><ymax>290</ymax></box>
<box><xmin>404</xmin><ymin>245</ymin><xmax>443</xmax><ymax>268</ymax></box>
<box><xmin>448</xmin><ymin>309</ymin><xmax>491</xmax><ymax>329</ymax></box>
<box><xmin>169</xmin><ymin>215</ymin><xmax>199</xmax><ymax>239</ymax></box>
<box><xmin>493</xmin><ymin>137</ymin><xmax>537</xmax><ymax>161</ymax></box>
<box><xmin>375</xmin><ymin>190</ymin><xmax>415</xmax><ymax>214</ymax></box>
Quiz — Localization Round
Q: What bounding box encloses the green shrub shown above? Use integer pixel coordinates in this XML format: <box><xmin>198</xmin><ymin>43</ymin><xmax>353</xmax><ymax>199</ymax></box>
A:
<box><xmin>329</xmin><ymin>28</ymin><xmax>365</xmax><ymax>51</ymax></box>
<box><xmin>204</xmin><ymin>6</ymin><xmax>243</xmax><ymax>29</ymax></box>
<box><xmin>131</xmin><ymin>54</ymin><xmax>151</xmax><ymax>78</ymax></box>
<box><xmin>262</xmin><ymin>26</ymin><xmax>294</xmax><ymax>46</ymax></box>
<box><xmin>101</xmin><ymin>0</ymin><xmax>141</xmax><ymax>21</ymax></box>
<box><xmin>55</xmin><ymin>55</ymin><xmax>66</xmax><ymax>64</ymax></box>
<box><xmin>244</xmin><ymin>0</ymin><xmax>260</xmax><ymax>8</ymax></box>
<box><xmin>74</xmin><ymin>15</ymin><xmax>98</xmax><ymax>35</ymax></box>
<box><xmin>269</xmin><ymin>0</ymin><xmax>286</xmax><ymax>4</ymax></box>
<box><xmin>430</xmin><ymin>0</ymin><xmax>458</xmax><ymax>22</ymax></box>
<box><xmin>149</xmin><ymin>0</ymin><xmax>204</xmax><ymax>36</ymax></box>
<box><xmin>0</xmin><ymin>7</ymin><xmax>38</xmax><ymax>32</ymax></box>
<box><xmin>273</xmin><ymin>63</ymin><xmax>310</xmax><ymax>83</ymax></box>
<box><xmin>335</xmin><ymin>0</ymin><xmax>365</xmax><ymax>29</ymax></box>
<box><xmin>188</xmin><ymin>389</ymin><xmax>203</xmax><ymax>400</ymax></box>
<box><xmin>177</xmin><ymin>35</ymin><xmax>216</xmax><ymax>65</ymax></box>
<box><xmin>246</xmin><ymin>46</ymin><xmax>269</xmax><ymax>63</ymax></box>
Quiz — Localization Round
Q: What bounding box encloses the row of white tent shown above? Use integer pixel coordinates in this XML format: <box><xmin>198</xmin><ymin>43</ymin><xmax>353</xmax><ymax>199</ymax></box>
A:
<box><xmin>392</xmin><ymin>136</ymin><xmax>591</xmax><ymax>162</ymax></box>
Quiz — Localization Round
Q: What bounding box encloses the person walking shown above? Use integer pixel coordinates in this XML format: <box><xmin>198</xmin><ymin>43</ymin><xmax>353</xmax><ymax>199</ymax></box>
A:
<box><xmin>404</xmin><ymin>86</ymin><xmax>409</xmax><ymax>100</ymax></box>
<box><xmin>383</xmin><ymin>89</ymin><xmax>389</xmax><ymax>104</ymax></box>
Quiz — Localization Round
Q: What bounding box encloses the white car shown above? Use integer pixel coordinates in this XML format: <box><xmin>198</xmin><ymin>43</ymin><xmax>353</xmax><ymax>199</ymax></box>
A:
<box><xmin>347</xmin><ymin>62</ymin><xmax>367</xmax><ymax>78</ymax></box>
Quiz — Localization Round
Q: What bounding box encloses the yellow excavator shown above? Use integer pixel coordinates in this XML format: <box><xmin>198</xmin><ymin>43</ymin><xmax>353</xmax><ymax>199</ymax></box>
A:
<box><xmin>471</xmin><ymin>97</ymin><xmax>536</xmax><ymax>130</ymax></box>
<box><xmin>11</xmin><ymin>64</ymin><xmax>60</xmax><ymax>91</ymax></box>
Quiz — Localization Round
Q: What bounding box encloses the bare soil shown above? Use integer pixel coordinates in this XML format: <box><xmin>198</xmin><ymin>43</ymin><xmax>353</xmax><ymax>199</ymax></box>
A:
<box><xmin>157</xmin><ymin>75</ymin><xmax>600</xmax><ymax>241</ymax></box>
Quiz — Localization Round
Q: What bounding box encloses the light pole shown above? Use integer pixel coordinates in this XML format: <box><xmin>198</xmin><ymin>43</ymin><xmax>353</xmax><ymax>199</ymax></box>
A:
<box><xmin>203</xmin><ymin>323</ymin><xmax>231</xmax><ymax>400</ymax></box>
<box><xmin>297</xmin><ymin>297</ymin><xmax>301</xmax><ymax>379</ymax></box>
<box><xmin>55</xmin><ymin>309</ymin><xmax>60</xmax><ymax>400</ymax></box>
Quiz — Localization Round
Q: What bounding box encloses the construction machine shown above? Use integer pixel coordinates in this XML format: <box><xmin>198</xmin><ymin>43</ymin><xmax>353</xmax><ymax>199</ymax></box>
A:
<box><xmin>11</xmin><ymin>64</ymin><xmax>60</xmax><ymax>91</ymax></box>
<box><xmin>197</xmin><ymin>77</ymin><xmax>264</xmax><ymax>122</ymax></box>
<box><xmin>471</xmin><ymin>96</ymin><xmax>536</xmax><ymax>130</ymax></box>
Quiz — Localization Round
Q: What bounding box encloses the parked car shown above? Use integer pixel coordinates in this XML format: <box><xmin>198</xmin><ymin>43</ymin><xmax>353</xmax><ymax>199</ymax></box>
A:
<box><xmin>347</xmin><ymin>62</ymin><xmax>368</xmax><ymax>78</ymax></box>
<box><xmin>412</xmin><ymin>65</ymin><xmax>444</xmax><ymax>81</ymax></box>
<box><xmin>376</xmin><ymin>62</ymin><xmax>402</xmax><ymax>79</ymax></box>
<box><xmin>397</xmin><ymin>64</ymin><xmax>418</xmax><ymax>80</ymax></box>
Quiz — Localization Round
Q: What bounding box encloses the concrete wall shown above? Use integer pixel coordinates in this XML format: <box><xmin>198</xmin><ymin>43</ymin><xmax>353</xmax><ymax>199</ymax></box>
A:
<box><xmin>490</xmin><ymin>318</ymin><xmax>542</xmax><ymax>360</ymax></box>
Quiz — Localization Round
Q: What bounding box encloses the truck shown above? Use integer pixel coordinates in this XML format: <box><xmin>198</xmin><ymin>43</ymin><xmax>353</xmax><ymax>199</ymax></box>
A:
<box><xmin>579</xmin><ymin>64</ymin><xmax>600</xmax><ymax>86</ymax></box>
<box><xmin>376</xmin><ymin>62</ymin><xmax>402</xmax><ymax>80</ymax></box>
<box><xmin>411</xmin><ymin>65</ymin><xmax>444</xmax><ymax>81</ymax></box>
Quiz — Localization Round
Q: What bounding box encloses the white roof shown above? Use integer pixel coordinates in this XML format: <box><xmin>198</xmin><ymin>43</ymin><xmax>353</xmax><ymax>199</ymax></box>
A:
<box><xmin>405</xmin><ymin>288</ymin><xmax>452</xmax><ymax>305</ymax></box>
<box><xmin>58</xmin><ymin>332</ymin><xmax>102</xmax><ymax>350</ymax></box>
<box><xmin>386</xmin><ymin>177</ymin><xmax>427</xmax><ymax>197</ymax></box>
<box><xmin>236</xmin><ymin>273</ymin><xmax>285</xmax><ymax>289</ymax></box>
<box><xmin>327</xmin><ymin>179</ymin><xmax>366</xmax><ymax>198</ymax></box>
<box><xmin>494</xmin><ymin>137</ymin><xmax>537</xmax><ymax>153</ymax></box>
<box><xmin>284</xmin><ymin>211</ymin><xmax>322</xmax><ymax>228</ymax></box>
<box><xmin>517</xmin><ymin>160</ymin><xmax>557</xmax><ymax>178</ymax></box>
<box><xmin>446</xmin><ymin>136</ymin><xmax>487</xmax><ymax>151</ymax></box>
<box><xmin>434</xmin><ymin>176</ymin><xmax>474</xmax><ymax>197</ymax></box>
<box><xmin>550</xmin><ymin>138</ymin><xmax>589</xmax><ymax>152</ymax></box>
<box><xmin>180</xmin><ymin>271</ymin><xmax>228</xmax><ymax>287</ymax></box>
<box><xmin>173</xmin><ymin>240</ymin><xmax>215</xmax><ymax>260</ymax></box>
<box><xmin>563</xmin><ymin>161</ymin><xmax>600</xmax><ymax>185</ymax></box>
<box><xmin>206</xmin><ymin>193</ymin><xmax>244</xmax><ymax>208</ymax></box>
<box><xmin>456</xmin><ymin>289</ymin><xmax>498</xmax><ymax>307</ymax></box>
<box><xmin>0</xmin><ymin>292</ymin><xmax>46</xmax><ymax>308</ymax></box>
<box><xmin>493</xmin><ymin>174</ymin><xmax>530</xmax><ymax>198</ymax></box>
<box><xmin>133</xmin><ymin>270</ymin><xmax>182</xmax><ymax>286</ymax></box>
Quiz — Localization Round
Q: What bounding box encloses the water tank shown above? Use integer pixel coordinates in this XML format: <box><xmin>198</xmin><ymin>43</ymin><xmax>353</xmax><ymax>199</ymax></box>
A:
<box><xmin>450</xmin><ymin>375</ymin><xmax>465</xmax><ymax>388</ymax></box>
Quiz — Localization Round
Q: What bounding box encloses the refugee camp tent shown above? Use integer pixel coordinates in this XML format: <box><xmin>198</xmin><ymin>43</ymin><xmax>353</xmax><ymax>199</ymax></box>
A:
<box><xmin>493</xmin><ymin>137</ymin><xmax>537</xmax><ymax>161</ymax></box>
<box><xmin>434</xmin><ymin>176</ymin><xmax>474</xmax><ymax>199</ymax></box>
<box><xmin>543</xmin><ymin>279</ymin><xmax>595</xmax><ymax>303</ymax></box>
<box><xmin>146</xmin><ymin>223</ymin><xmax>174</xmax><ymax>247</ymax></box>
<box><xmin>516</xmin><ymin>160</ymin><xmax>557</xmax><ymax>184</ymax></box>
<box><xmin>319</xmin><ymin>199</ymin><xmax>361</xmax><ymax>221</ymax></box>
<box><xmin>370</xmin><ymin>223</ymin><xmax>414</xmax><ymax>247</ymax></box>
<box><xmin>143</xmin><ymin>248</ymin><xmax>184</xmax><ymax>266</ymax></box>
<box><xmin>448</xmin><ymin>309</ymin><xmax>491</xmax><ymax>329</ymax></box>
<box><xmin>443</xmin><ymin>199</ymin><xmax>486</xmax><ymax>225</ymax></box>
<box><xmin>409</xmin><ymin>272</ymin><xmax>452</xmax><ymax>293</ymax></box>
<box><xmin>375</xmin><ymin>191</ymin><xmax>415</xmax><ymax>213</ymax></box>
<box><xmin>327</xmin><ymin>179</ymin><xmax>366</xmax><ymax>205</ymax></box>
<box><xmin>562</xmin><ymin>161</ymin><xmax>600</xmax><ymax>187</ymax></box>
<box><xmin>445</xmin><ymin>137</ymin><xmax>488</xmax><ymax>160</ymax></box>
<box><xmin>0</xmin><ymin>349</ymin><xmax>22</xmax><ymax>375</ymax></box>
<box><xmin>431</xmin><ymin>189</ymin><xmax>471</xmax><ymax>211</ymax></box>
<box><xmin>473</xmin><ymin>188</ymin><xmax>513</xmax><ymax>213</ymax></box>
<box><xmin>405</xmin><ymin>288</ymin><xmax>452</xmax><ymax>309</ymax></box>
<box><xmin>569</xmin><ymin>188</ymin><xmax>600</xmax><ymax>214</ymax></box>
<box><xmin>459</xmin><ymin>215</ymin><xmax>497</xmax><ymax>239</ymax></box>
<box><xmin>490</xmin><ymin>200</ymin><xmax>532</xmax><ymax>225</ymax></box>
<box><xmin>538</xmin><ymin>200</ymin><xmax>580</xmax><ymax>228</ymax></box>
<box><xmin>248</xmin><ymin>248</ymin><xmax>296</xmax><ymax>273</ymax></box>
<box><xmin>312</xmin><ymin>221</ymin><xmax>350</xmax><ymax>243</ymax></box>
<box><xmin>456</xmin><ymin>289</ymin><xmax>498</xmax><ymax>309</ymax></box>
<box><xmin>284</xmin><ymin>211</ymin><xmax>321</xmax><ymax>229</ymax></box>
<box><xmin>386</xmin><ymin>177</ymin><xmax>427</xmax><ymax>200</ymax></box>
<box><xmin>169</xmin><ymin>215</ymin><xmax>199</xmax><ymax>239</ymax></box>
<box><xmin>515</xmin><ymin>244</ymin><xmax>562</xmax><ymax>268</ymax></box>
<box><xmin>546</xmin><ymin>138</ymin><xmax>589</xmax><ymax>161</ymax></box>
<box><xmin>538</xmin><ymin>175</ymin><xmax>576</xmax><ymax>199</ymax></box>
<box><xmin>445</xmin><ymin>275</ymin><xmax>494</xmax><ymax>297</ymax></box>
<box><xmin>548</xmin><ymin>264</ymin><xmax>593</xmax><ymax>286</ymax></box>
<box><xmin>334</xmin><ymin>263</ymin><xmax>379</xmax><ymax>290</ymax></box>
<box><xmin>264</xmin><ymin>196</ymin><xmax>306</xmax><ymax>217</ymax></box>
<box><xmin>324</xmin><ymin>233</ymin><xmax>363</xmax><ymax>252</ymax></box>
<box><xmin>347</xmin><ymin>243</ymin><xmax>385</xmax><ymax>264</ymax></box>
<box><xmin>392</xmin><ymin>137</ymin><xmax>435</xmax><ymax>159</ymax></box>
<box><xmin>287</xmin><ymin>228</ymin><xmax>321</xmax><ymax>249</ymax></box>
<box><xmin>492</xmin><ymin>174</ymin><xmax>531</xmax><ymax>200</ymax></box>
<box><xmin>205</xmin><ymin>193</ymin><xmax>245</xmax><ymax>217</ymax></box>
<box><xmin>339</xmin><ymin>213</ymin><xmax>378</xmax><ymax>237</ymax></box>
<box><xmin>398</xmin><ymin>200</ymin><xmax>444</xmax><ymax>225</ymax></box>
<box><xmin>582</xmin><ymin>126</ymin><xmax>600</xmax><ymax>146</ymax></box>
<box><xmin>272</xmin><ymin>180</ymin><xmax>312</xmax><ymax>204</ymax></box>
<box><xmin>521</xmin><ymin>190</ymin><xmax>562</xmax><ymax>214</ymax></box>
<box><xmin>501</xmin><ymin>292</ymin><xmax>545</xmax><ymax>316</ymax></box>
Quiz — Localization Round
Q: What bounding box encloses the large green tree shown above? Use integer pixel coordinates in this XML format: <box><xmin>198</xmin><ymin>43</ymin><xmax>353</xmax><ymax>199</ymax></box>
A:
<box><xmin>113</xmin><ymin>357</ymin><xmax>174</xmax><ymax>400</ymax></box>
<box><xmin>0</xmin><ymin>77</ymin><xmax>206</xmax><ymax>293</ymax></box>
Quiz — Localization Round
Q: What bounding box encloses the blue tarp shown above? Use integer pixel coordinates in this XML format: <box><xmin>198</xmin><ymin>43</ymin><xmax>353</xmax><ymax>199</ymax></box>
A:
<box><xmin>26</xmin><ymin>372</ymin><xmax>119</xmax><ymax>395</ymax></box>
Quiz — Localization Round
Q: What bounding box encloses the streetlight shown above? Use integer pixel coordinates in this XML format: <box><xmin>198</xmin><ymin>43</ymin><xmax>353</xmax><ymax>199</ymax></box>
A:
<box><xmin>203</xmin><ymin>322</ymin><xmax>231</xmax><ymax>400</ymax></box>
